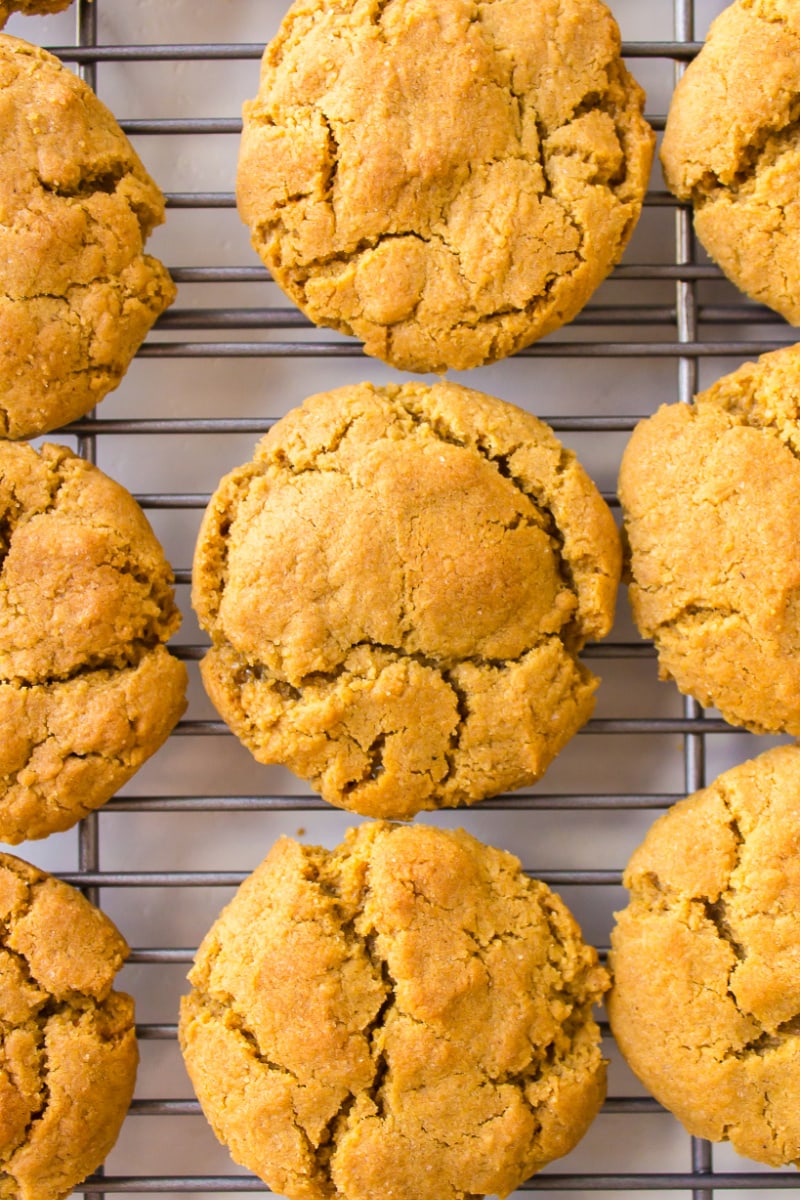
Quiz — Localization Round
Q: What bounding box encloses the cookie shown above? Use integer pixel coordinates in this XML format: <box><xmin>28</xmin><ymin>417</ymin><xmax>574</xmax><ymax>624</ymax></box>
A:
<box><xmin>193</xmin><ymin>380</ymin><xmax>621</xmax><ymax>819</ymax></box>
<box><xmin>0</xmin><ymin>850</ymin><xmax>137</xmax><ymax>1200</ymax></box>
<box><xmin>618</xmin><ymin>343</ymin><xmax>800</xmax><ymax>734</ymax></box>
<box><xmin>608</xmin><ymin>743</ymin><xmax>800</xmax><ymax>1167</ymax></box>
<box><xmin>180</xmin><ymin>821</ymin><xmax>609</xmax><ymax>1200</ymax></box>
<box><xmin>237</xmin><ymin>0</ymin><xmax>654</xmax><ymax>373</ymax></box>
<box><xmin>661</xmin><ymin>0</ymin><xmax>800</xmax><ymax>322</ymax></box>
<box><xmin>0</xmin><ymin>34</ymin><xmax>176</xmax><ymax>440</ymax></box>
<box><xmin>0</xmin><ymin>0</ymin><xmax>73</xmax><ymax>25</ymax></box>
<box><xmin>0</xmin><ymin>440</ymin><xmax>188</xmax><ymax>843</ymax></box>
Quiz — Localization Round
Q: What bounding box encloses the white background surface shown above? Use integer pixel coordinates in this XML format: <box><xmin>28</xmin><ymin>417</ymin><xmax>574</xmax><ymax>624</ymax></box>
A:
<box><xmin>3</xmin><ymin>1</ymin><xmax>796</xmax><ymax>1197</ymax></box>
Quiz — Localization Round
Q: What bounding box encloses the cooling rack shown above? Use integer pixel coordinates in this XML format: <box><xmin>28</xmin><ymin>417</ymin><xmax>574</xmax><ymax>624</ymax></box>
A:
<box><xmin>4</xmin><ymin>0</ymin><xmax>800</xmax><ymax>1196</ymax></box>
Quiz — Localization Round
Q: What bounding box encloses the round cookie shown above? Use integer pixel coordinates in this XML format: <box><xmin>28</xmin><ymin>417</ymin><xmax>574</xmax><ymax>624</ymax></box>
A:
<box><xmin>193</xmin><ymin>379</ymin><xmax>621</xmax><ymax>818</ymax></box>
<box><xmin>618</xmin><ymin>343</ymin><xmax>800</xmax><ymax>734</ymax></box>
<box><xmin>0</xmin><ymin>35</ymin><xmax>176</xmax><ymax>440</ymax></box>
<box><xmin>180</xmin><ymin>821</ymin><xmax>609</xmax><ymax>1200</ymax></box>
<box><xmin>237</xmin><ymin>0</ymin><xmax>655</xmax><ymax>373</ymax></box>
<box><xmin>0</xmin><ymin>0</ymin><xmax>73</xmax><ymax>25</ymax></box>
<box><xmin>0</xmin><ymin>850</ymin><xmax>137</xmax><ymax>1200</ymax></box>
<box><xmin>608</xmin><ymin>743</ymin><xmax>800</xmax><ymax>1167</ymax></box>
<box><xmin>661</xmin><ymin>0</ymin><xmax>800</xmax><ymax>322</ymax></box>
<box><xmin>0</xmin><ymin>440</ymin><xmax>188</xmax><ymax>843</ymax></box>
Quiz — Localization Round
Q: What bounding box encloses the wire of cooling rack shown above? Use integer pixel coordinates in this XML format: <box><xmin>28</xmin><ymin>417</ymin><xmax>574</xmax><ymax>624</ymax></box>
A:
<box><xmin>26</xmin><ymin>0</ymin><xmax>798</xmax><ymax>1195</ymax></box>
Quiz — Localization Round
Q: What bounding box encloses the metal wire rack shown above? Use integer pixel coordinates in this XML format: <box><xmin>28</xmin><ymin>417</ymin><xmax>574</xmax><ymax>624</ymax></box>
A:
<box><xmin>5</xmin><ymin>0</ymin><xmax>800</xmax><ymax>1196</ymax></box>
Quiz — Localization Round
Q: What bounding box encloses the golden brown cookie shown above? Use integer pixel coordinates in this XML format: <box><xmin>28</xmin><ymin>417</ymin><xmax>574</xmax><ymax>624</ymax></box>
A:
<box><xmin>237</xmin><ymin>0</ymin><xmax>655</xmax><ymax>373</ymax></box>
<box><xmin>0</xmin><ymin>0</ymin><xmax>73</xmax><ymax>25</ymax></box>
<box><xmin>0</xmin><ymin>850</ymin><xmax>137</xmax><ymax>1200</ymax></box>
<box><xmin>0</xmin><ymin>440</ymin><xmax>188</xmax><ymax>843</ymax></box>
<box><xmin>193</xmin><ymin>380</ymin><xmax>621</xmax><ymax>818</ymax></box>
<box><xmin>619</xmin><ymin>343</ymin><xmax>800</xmax><ymax>734</ymax></box>
<box><xmin>0</xmin><ymin>34</ymin><xmax>176</xmax><ymax>440</ymax></box>
<box><xmin>608</xmin><ymin>743</ymin><xmax>800</xmax><ymax>1167</ymax></box>
<box><xmin>661</xmin><ymin>0</ymin><xmax>800</xmax><ymax>322</ymax></box>
<box><xmin>180</xmin><ymin>821</ymin><xmax>609</xmax><ymax>1200</ymax></box>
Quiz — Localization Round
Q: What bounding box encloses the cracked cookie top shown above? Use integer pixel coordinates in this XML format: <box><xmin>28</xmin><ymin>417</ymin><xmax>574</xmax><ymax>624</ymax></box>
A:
<box><xmin>0</xmin><ymin>34</ymin><xmax>176</xmax><ymax>440</ymax></box>
<box><xmin>608</xmin><ymin>743</ymin><xmax>800</xmax><ymax>1167</ymax></box>
<box><xmin>661</xmin><ymin>0</ymin><xmax>800</xmax><ymax>322</ymax></box>
<box><xmin>180</xmin><ymin>821</ymin><xmax>609</xmax><ymax>1200</ymax></box>
<box><xmin>0</xmin><ymin>850</ymin><xmax>137</xmax><ymax>1200</ymax></box>
<box><xmin>236</xmin><ymin>0</ymin><xmax>654</xmax><ymax>373</ymax></box>
<box><xmin>0</xmin><ymin>0</ymin><xmax>73</xmax><ymax>26</ymax></box>
<box><xmin>618</xmin><ymin>343</ymin><xmax>800</xmax><ymax>735</ymax></box>
<box><xmin>192</xmin><ymin>380</ymin><xmax>621</xmax><ymax>818</ymax></box>
<box><xmin>0</xmin><ymin>440</ymin><xmax>188</xmax><ymax>843</ymax></box>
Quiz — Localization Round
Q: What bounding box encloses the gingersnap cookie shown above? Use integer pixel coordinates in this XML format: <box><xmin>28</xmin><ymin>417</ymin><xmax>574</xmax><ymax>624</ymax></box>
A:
<box><xmin>0</xmin><ymin>34</ymin><xmax>176</xmax><ymax>440</ymax></box>
<box><xmin>608</xmin><ymin>743</ymin><xmax>800</xmax><ymax>1167</ymax></box>
<box><xmin>0</xmin><ymin>850</ymin><xmax>137</xmax><ymax>1200</ymax></box>
<box><xmin>662</xmin><ymin>0</ymin><xmax>800</xmax><ymax>322</ymax></box>
<box><xmin>180</xmin><ymin>821</ymin><xmax>609</xmax><ymax>1200</ymax></box>
<box><xmin>0</xmin><ymin>0</ymin><xmax>73</xmax><ymax>26</ymax></box>
<box><xmin>193</xmin><ymin>380</ymin><xmax>621</xmax><ymax>819</ymax></box>
<box><xmin>619</xmin><ymin>343</ymin><xmax>800</xmax><ymax>734</ymax></box>
<box><xmin>237</xmin><ymin>0</ymin><xmax>655</xmax><ymax>373</ymax></box>
<box><xmin>0</xmin><ymin>440</ymin><xmax>187</xmax><ymax>843</ymax></box>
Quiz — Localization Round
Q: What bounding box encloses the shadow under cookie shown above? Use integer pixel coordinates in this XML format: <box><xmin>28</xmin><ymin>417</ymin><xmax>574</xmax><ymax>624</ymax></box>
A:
<box><xmin>0</xmin><ymin>1</ymin><xmax>73</xmax><ymax>25</ymax></box>
<box><xmin>192</xmin><ymin>379</ymin><xmax>621</xmax><ymax>819</ymax></box>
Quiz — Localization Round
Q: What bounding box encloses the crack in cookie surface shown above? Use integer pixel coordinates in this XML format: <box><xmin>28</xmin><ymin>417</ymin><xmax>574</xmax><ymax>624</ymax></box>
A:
<box><xmin>0</xmin><ymin>33</ymin><xmax>175</xmax><ymax>438</ymax></box>
<box><xmin>0</xmin><ymin>441</ymin><xmax>187</xmax><ymax>843</ymax></box>
<box><xmin>0</xmin><ymin>852</ymin><xmax>136</xmax><ymax>1200</ymax></box>
<box><xmin>237</xmin><ymin>0</ymin><xmax>654</xmax><ymax>372</ymax></box>
<box><xmin>180</xmin><ymin>823</ymin><xmax>608</xmax><ymax>1200</ymax></box>
<box><xmin>619</xmin><ymin>345</ymin><xmax>800</xmax><ymax>734</ymax></box>
<box><xmin>661</xmin><ymin>0</ymin><xmax>800</xmax><ymax>323</ymax></box>
<box><xmin>193</xmin><ymin>380</ymin><xmax>620</xmax><ymax>818</ymax></box>
<box><xmin>609</xmin><ymin>744</ymin><xmax>800</xmax><ymax>1167</ymax></box>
